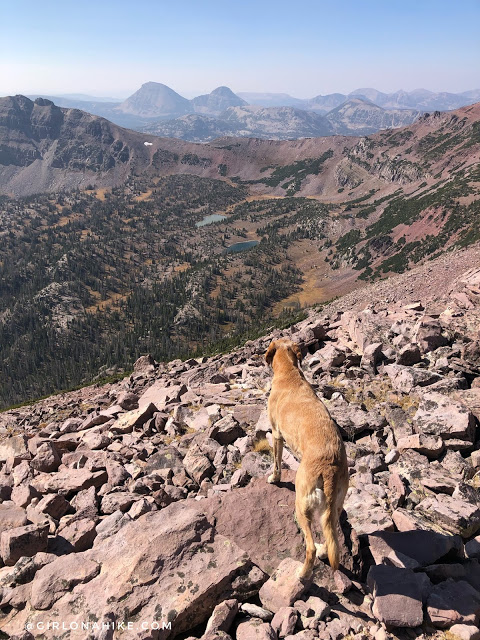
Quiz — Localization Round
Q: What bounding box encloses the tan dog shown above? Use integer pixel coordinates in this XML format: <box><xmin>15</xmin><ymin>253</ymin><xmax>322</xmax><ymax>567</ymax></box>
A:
<box><xmin>265</xmin><ymin>338</ymin><xmax>349</xmax><ymax>579</ymax></box>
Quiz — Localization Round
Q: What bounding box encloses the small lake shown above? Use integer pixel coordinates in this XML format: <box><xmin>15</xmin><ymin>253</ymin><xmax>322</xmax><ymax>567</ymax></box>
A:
<box><xmin>195</xmin><ymin>213</ymin><xmax>227</xmax><ymax>227</ymax></box>
<box><xmin>225</xmin><ymin>240</ymin><xmax>259</xmax><ymax>253</ymax></box>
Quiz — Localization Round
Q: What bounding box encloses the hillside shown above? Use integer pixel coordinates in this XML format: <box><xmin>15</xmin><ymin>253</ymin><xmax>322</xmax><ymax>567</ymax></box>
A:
<box><xmin>0</xmin><ymin>245</ymin><xmax>479</xmax><ymax>639</ymax></box>
<box><xmin>0</xmin><ymin>100</ymin><xmax>479</xmax><ymax>406</ymax></box>
<box><xmin>1</xmin><ymin>96</ymin><xmax>479</xmax><ymax>199</ymax></box>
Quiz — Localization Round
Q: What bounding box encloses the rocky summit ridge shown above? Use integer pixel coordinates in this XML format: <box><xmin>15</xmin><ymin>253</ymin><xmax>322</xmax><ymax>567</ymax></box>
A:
<box><xmin>1</xmin><ymin>244</ymin><xmax>480</xmax><ymax>638</ymax></box>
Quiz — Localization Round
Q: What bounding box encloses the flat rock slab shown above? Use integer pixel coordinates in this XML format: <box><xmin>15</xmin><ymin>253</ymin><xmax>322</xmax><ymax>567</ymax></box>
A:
<box><xmin>1</xmin><ymin>502</ymin><xmax>262</xmax><ymax>639</ymax></box>
<box><xmin>138</xmin><ymin>382</ymin><xmax>186</xmax><ymax>410</ymax></box>
<box><xmin>367</xmin><ymin>565</ymin><xmax>426</xmax><ymax>628</ymax></box>
<box><xmin>413</xmin><ymin>392</ymin><xmax>475</xmax><ymax>443</ymax></box>
<box><xmin>31</xmin><ymin>468</ymin><xmax>107</xmax><ymax>495</ymax></box>
<box><xmin>197</xmin><ymin>472</ymin><xmax>305</xmax><ymax>575</ymax></box>
<box><xmin>368</xmin><ymin>530</ymin><xmax>463</xmax><ymax>569</ymax></box>
<box><xmin>416</xmin><ymin>494</ymin><xmax>480</xmax><ymax>538</ymax></box>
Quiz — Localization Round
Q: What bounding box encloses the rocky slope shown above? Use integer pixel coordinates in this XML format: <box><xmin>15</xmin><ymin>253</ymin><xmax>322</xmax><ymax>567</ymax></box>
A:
<box><xmin>1</xmin><ymin>245</ymin><xmax>480</xmax><ymax>639</ymax></box>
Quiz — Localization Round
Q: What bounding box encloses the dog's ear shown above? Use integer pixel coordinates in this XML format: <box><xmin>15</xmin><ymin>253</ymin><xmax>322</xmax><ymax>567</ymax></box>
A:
<box><xmin>291</xmin><ymin>342</ymin><xmax>303</xmax><ymax>363</ymax></box>
<box><xmin>265</xmin><ymin>341</ymin><xmax>277</xmax><ymax>366</ymax></box>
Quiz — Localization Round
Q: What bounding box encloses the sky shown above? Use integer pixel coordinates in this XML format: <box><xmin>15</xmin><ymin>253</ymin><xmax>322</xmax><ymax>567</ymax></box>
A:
<box><xmin>1</xmin><ymin>0</ymin><xmax>479</xmax><ymax>99</ymax></box>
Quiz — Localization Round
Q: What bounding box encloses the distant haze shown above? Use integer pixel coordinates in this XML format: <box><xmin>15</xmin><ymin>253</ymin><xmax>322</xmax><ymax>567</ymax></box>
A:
<box><xmin>1</xmin><ymin>0</ymin><xmax>479</xmax><ymax>98</ymax></box>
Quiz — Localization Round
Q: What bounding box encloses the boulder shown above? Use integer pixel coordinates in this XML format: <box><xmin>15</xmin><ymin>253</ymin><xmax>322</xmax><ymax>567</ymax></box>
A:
<box><xmin>205</xmin><ymin>599</ymin><xmax>239</xmax><ymax>635</ymax></box>
<box><xmin>368</xmin><ymin>530</ymin><xmax>463</xmax><ymax>569</ymax></box>
<box><xmin>396</xmin><ymin>433</ymin><xmax>444</xmax><ymax>459</ymax></box>
<box><xmin>448</xmin><ymin>625</ymin><xmax>480</xmax><ymax>640</ymax></box>
<box><xmin>1</xmin><ymin>523</ymin><xmax>49</xmax><ymax>566</ymax></box>
<box><xmin>427</xmin><ymin>579</ymin><xmax>480</xmax><ymax>628</ymax></box>
<box><xmin>384</xmin><ymin>364</ymin><xmax>441</xmax><ymax>393</ymax></box>
<box><xmin>31</xmin><ymin>468</ymin><xmax>107</xmax><ymax>495</ymax></box>
<box><xmin>197</xmin><ymin>472</ymin><xmax>304</xmax><ymax>575</ymax></box>
<box><xmin>0</xmin><ymin>503</ymin><xmax>28</xmax><ymax>534</ymax></box>
<box><xmin>110</xmin><ymin>402</ymin><xmax>156</xmax><ymax>434</ymax></box>
<box><xmin>259</xmin><ymin>558</ymin><xmax>310</xmax><ymax>613</ymax></box>
<box><xmin>31</xmin><ymin>556</ymin><xmax>100</xmax><ymax>609</ymax></box>
<box><xmin>361</xmin><ymin>342</ymin><xmax>383</xmax><ymax>373</ymax></box>
<box><xmin>236</xmin><ymin>620</ymin><xmax>277</xmax><ymax>640</ymax></box>
<box><xmin>0</xmin><ymin>435</ymin><xmax>29</xmax><ymax>462</ymax></box>
<box><xmin>138</xmin><ymin>382</ymin><xmax>187</xmax><ymax>410</ymax></box>
<box><xmin>57</xmin><ymin>517</ymin><xmax>97</xmax><ymax>551</ymax></box>
<box><xmin>271</xmin><ymin>607</ymin><xmax>298</xmax><ymax>637</ymax></box>
<box><xmin>412</xmin><ymin>317</ymin><xmax>449</xmax><ymax>353</ymax></box>
<box><xmin>35</xmin><ymin>494</ymin><xmax>70</xmax><ymax>520</ymax></box>
<box><xmin>396</xmin><ymin>343</ymin><xmax>422</xmax><ymax>366</ymax></box>
<box><xmin>416</xmin><ymin>494</ymin><xmax>480</xmax><ymax>538</ymax></box>
<box><xmin>240</xmin><ymin>603</ymin><xmax>273</xmax><ymax>621</ymax></box>
<box><xmin>208</xmin><ymin>415</ymin><xmax>246</xmax><ymax>445</ymax></box>
<box><xmin>30</xmin><ymin>442</ymin><xmax>61</xmax><ymax>472</ymax></box>
<box><xmin>367</xmin><ymin>565</ymin><xmax>427</xmax><ymax>628</ymax></box>
<box><xmin>413</xmin><ymin>392</ymin><xmax>476</xmax><ymax>443</ymax></box>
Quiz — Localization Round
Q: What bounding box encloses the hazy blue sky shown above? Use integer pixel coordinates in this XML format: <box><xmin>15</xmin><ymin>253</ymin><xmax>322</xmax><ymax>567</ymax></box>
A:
<box><xmin>1</xmin><ymin>0</ymin><xmax>479</xmax><ymax>98</ymax></box>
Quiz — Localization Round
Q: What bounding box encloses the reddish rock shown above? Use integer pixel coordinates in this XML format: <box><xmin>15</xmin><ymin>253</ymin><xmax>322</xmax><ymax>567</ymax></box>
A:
<box><xmin>236</xmin><ymin>619</ymin><xmax>277</xmax><ymax>640</ymax></box>
<box><xmin>416</xmin><ymin>494</ymin><xmax>480</xmax><ymax>538</ymax></box>
<box><xmin>367</xmin><ymin>565</ymin><xmax>426</xmax><ymax>628</ymax></box>
<box><xmin>413</xmin><ymin>316</ymin><xmax>449</xmax><ymax>352</ymax></box>
<box><xmin>35</xmin><ymin>493</ymin><xmax>70</xmax><ymax>519</ymax></box>
<box><xmin>271</xmin><ymin>607</ymin><xmax>298</xmax><ymax>637</ymax></box>
<box><xmin>259</xmin><ymin>558</ymin><xmax>310</xmax><ymax>613</ymax></box>
<box><xmin>448</xmin><ymin>624</ymin><xmax>480</xmax><ymax>640</ymax></box>
<box><xmin>0</xmin><ymin>435</ymin><xmax>29</xmax><ymax>462</ymax></box>
<box><xmin>101</xmin><ymin>491</ymin><xmax>139</xmax><ymax>514</ymax></box>
<box><xmin>4</xmin><ymin>503</ymin><xmax>261</xmax><ymax>638</ymax></box>
<box><xmin>427</xmin><ymin>579</ymin><xmax>480</xmax><ymax>628</ymax></box>
<box><xmin>413</xmin><ymin>392</ymin><xmax>476</xmax><ymax>444</ymax></box>
<box><xmin>110</xmin><ymin>402</ymin><xmax>156</xmax><ymax>433</ymax></box>
<box><xmin>11</xmin><ymin>484</ymin><xmax>40</xmax><ymax>508</ymax></box>
<box><xmin>208</xmin><ymin>415</ymin><xmax>246</xmax><ymax>445</ymax></box>
<box><xmin>138</xmin><ymin>382</ymin><xmax>186</xmax><ymax>410</ymax></box>
<box><xmin>0</xmin><ymin>503</ymin><xmax>28</xmax><ymax>534</ymax></box>
<box><xmin>58</xmin><ymin>517</ymin><xmax>97</xmax><ymax>551</ymax></box>
<box><xmin>197</xmin><ymin>472</ymin><xmax>305</xmax><ymax>575</ymax></box>
<box><xmin>31</xmin><ymin>555</ymin><xmax>100</xmax><ymax>609</ymax></box>
<box><xmin>31</xmin><ymin>468</ymin><xmax>107</xmax><ymax>495</ymax></box>
<box><xmin>205</xmin><ymin>599</ymin><xmax>239</xmax><ymax>635</ymax></box>
<box><xmin>368</xmin><ymin>530</ymin><xmax>462</xmax><ymax>569</ymax></box>
<box><xmin>0</xmin><ymin>523</ymin><xmax>49</xmax><ymax>565</ymax></box>
<box><xmin>397</xmin><ymin>433</ymin><xmax>444</xmax><ymax>459</ymax></box>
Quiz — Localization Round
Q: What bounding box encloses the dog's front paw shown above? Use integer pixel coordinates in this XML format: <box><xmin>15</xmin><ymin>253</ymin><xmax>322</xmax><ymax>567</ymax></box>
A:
<box><xmin>267</xmin><ymin>473</ymin><xmax>280</xmax><ymax>484</ymax></box>
<box><xmin>315</xmin><ymin>543</ymin><xmax>328</xmax><ymax>560</ymax></box>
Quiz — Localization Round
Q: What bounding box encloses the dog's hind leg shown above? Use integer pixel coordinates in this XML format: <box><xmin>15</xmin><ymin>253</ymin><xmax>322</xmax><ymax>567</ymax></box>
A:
<box><xmin>267</xmin><ymin>436</ymin><xmax>283</xmax><ymax>484</ymax></box>
<box><xmin>295</xmin><ymin>462</ymin><xmax>319</xmax><ymax>579</ymax></box>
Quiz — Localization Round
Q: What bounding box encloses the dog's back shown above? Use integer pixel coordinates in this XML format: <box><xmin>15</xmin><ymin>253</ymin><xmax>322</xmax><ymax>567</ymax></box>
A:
<box><xmin>266</xmin><ymin>338</ymin><xmax>349</xmax><ymax>577</ymax></box>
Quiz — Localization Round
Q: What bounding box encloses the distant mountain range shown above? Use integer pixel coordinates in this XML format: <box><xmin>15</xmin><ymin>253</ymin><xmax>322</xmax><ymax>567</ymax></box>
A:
<box><xmin>24</xmin><ymin>82</ymin><xmax>480</xmax><ymax>142</ymax></box>
<box><xmin>142</xmin><ymin>100</ymin><xmax>420</xmax><ymax>141</ymax></box>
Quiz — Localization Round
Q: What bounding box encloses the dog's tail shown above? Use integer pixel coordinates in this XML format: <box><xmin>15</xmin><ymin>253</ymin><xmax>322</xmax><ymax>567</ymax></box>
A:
<box><xmin>320</xmin><ymin>472</ymin><xmax>340</xmax><ymax>571</ymax></box>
